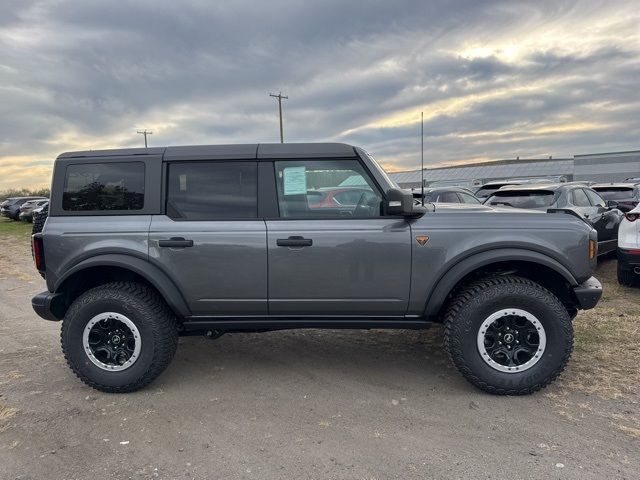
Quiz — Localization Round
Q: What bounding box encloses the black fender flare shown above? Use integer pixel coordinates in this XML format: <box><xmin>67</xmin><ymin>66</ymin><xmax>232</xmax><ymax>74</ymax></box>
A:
<box><xmin>423</xmin><ymin>248</ymin><xmax>578</xmax><ymax>318</ymax></box>
<box><xmin>54</xmin><ymin>254</ymin><xmax>191</xmax><ymax>318</ymax></box>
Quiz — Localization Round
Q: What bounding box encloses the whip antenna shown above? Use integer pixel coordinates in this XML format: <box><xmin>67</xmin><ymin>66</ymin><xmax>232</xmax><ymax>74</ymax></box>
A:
<box><xmin>421</xmin><ymin>111</ymin><xmax>425</xmax><ymax>206</ymax></box>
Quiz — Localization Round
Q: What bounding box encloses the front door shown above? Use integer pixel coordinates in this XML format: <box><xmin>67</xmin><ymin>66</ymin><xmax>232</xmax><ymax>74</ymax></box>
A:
<box><xmin>266</xmin><ymin>159</ymin><xmax>412</xmax><ymax>316</ymax></box>
<box><xmin>149</xmin><ymin>160</ymin><xmax>267</xmax><ymax>316</ymax></box>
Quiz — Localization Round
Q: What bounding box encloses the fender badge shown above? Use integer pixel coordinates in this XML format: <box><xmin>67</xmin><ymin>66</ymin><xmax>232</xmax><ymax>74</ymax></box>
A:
<box><xmin>415</xmin><ymin>235</ymin><xmax>430</xmax><ymax>246</ymax></box>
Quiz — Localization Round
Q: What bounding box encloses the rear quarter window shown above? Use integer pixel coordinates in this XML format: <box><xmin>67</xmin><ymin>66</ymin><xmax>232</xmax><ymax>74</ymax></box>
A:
<box><xmin>63</xmin><ymin>162</ymin><xmax>145</xmax><ymax>211</ymax></box>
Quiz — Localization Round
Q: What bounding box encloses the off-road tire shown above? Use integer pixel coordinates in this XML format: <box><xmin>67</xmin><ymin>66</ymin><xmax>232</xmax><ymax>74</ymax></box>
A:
<box><xmin>444</xmin><ymin>275</ymin><xmax>573</xmax><ymax>395</ymax></box>
<box><xmin>617</xmin><ymin>264</ymin><xmax>636</xmax><ymax>287</ymax></box>
<box><xmin>61</xmin><ymin>282</ymin><xmax>179</xmax><ymax>393</ymax></box>
<box><xmin>31</xmin><ymin>204</ymin><xmax>49</xmax><ymax>278</ymax></box>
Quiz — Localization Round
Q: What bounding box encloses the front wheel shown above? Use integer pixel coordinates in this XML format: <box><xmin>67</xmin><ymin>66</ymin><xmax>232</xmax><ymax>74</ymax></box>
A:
<box><xmin>444</xmin><ymin>275</ymin><xmax>573</xmax><ymax>395</ymax></box>
<box><xmin>61</xmin><ymin>282</ymin><xmax>178</xmax><ymax>393</ymax></box>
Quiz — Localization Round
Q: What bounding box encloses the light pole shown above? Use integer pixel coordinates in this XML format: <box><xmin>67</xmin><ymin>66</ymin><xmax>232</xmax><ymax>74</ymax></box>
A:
<box><xmin>137</xmin><ymin>129</ymin><xmax>153</xmax><ymax>148</ymax></box>
<box><xmin>269</xmin><ymin>92</ymin><xmax>288</xmax><ymax>143</ymax></box>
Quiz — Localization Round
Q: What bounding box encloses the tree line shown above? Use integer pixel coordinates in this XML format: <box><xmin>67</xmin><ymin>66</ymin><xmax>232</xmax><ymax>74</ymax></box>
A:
<box><xmin>0</xmin><ymin>187</ymin><xmax>51</xmax><ymax>202</ymax></box>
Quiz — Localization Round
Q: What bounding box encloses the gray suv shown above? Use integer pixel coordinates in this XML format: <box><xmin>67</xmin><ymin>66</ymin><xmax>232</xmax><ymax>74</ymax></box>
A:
<box><xmin>31</xmin><ymin>143</ymin><xmax>602</xmax><ymax>394</ymax></box>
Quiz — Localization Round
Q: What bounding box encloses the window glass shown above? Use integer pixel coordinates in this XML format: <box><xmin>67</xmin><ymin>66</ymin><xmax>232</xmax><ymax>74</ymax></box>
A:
<box><xmin>584</xmin><ymin>189</ymin><xmax>606</xmax><ymax>207</ymax></box>
<box><xmin>167</xmin><ymin>162</ymin><xmax>257</xmax><ymax>220</ymax></box>
<box><xmin>593</xmin><ymin>188</ymin><xmax>632</xmax><ymax>201</ymax></box>
<box><xmin>486</xmin><ymin>191</ymin><xmax>556</xmax><ymax>208</ymax></box>
<box><xmin>275</xmin><ymin>160</ymin><xmax>382</xmax><ymax>218</ymax></box>
<box><xmin>63</xmin><ymin>162</ymin><xmax>144</xmax><ymax>211</ymax></box>
<box><xmin>459</xmin><ymin>192</ymin><xmax>481</xmax><ymax>204</ymax></box>
<box><xmin>435</xmin><ymin>192</ymin><xmax>460</xmax><ymax>203</ymax></box>
<box><xmin>571</xmin><ymin>188</ymin><xmax>591</xmax><ymax>207</ymax></box>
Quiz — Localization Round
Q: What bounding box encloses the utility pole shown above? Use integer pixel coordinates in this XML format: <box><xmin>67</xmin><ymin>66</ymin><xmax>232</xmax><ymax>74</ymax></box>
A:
<box><xmin>269</xmin><ymin>92</ymin><xmax>288</xmax><ymax>143</ymax></box>
<box><xmin>137</xmin><ymin>129</ymin><xmax>153</xmax><ymax>148</ymax></box>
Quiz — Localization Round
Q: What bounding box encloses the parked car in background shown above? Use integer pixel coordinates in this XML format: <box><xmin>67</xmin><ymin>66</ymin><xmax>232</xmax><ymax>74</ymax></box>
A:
<box><xmin>475</xmin><ymin>178</ymin><xmax>555</xmax><ymax>199</ymax></box>
<box><xmin>484</xmin><ymin>184</ymin><xmax>623</xmax><ymax>255</ymax></box>
<box><xmin>410</xmin><ymin>186</ymin><xmax>481</xmax><ymax>204</ymax></box>
<box><xmin>0</xmin><ymin>196</ymin><xmax>47</xmax><ymax>220</ymax></box>
<box><xmin>19</xmin><ymin>199</ymin><xmax>49</xmax><ymax>222</ymax></box>
<box><xmin>591</xmin><ymin>183</ymin><xmax>640</xmax><ymax>213</ymax></box>
<box><xmin>624</xmin><ymin>176</ymin><xmax>640</xmax><ymax>183</ymax></box>
<box><xmin>617</xmin><ymin>205</ymin><xmax>640</xmax><ymax>286</ymax></box>
<box><xmin>306</xmin><ymin>187</ymin><xmax>378</xmax><ymax>210</ymax></box>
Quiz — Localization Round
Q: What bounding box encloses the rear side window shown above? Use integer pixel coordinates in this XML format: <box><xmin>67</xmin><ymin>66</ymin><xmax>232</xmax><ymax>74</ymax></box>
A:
<box><xmin>459</xmin><ymin>192</ymin><xmax>480</xmax><ymax>204</ymax></box>
<box><xmin>167</xmin><ymin>161</ymin><xmax>257</xmax><ymax>220</ymax></box>
<box><xmin>63</xmin><ymin>162</ymin><xmax>145</xmax><ymax>211</ymax></box>
<box><xmin>486</xmin><ymin>191</ymin><xmax>556</xmax><ymax>208</ymax></box>
<box><xmin>584</xmin><ymin>189</ymin><xmax>606</xmax><ymax>207</ymax></box>
<box><xmin>571</xmin><ymin>188</ymin><xmax>591</xmax><ymax>207</ymax></box>
<box><xmin>435</xmin><ymin>192</ymin><xmax>460</xmax><ymax>203</ymax></box>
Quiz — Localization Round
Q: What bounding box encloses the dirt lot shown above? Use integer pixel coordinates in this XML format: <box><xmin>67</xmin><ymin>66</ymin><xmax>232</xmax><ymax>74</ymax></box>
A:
<box><xmin>1</xmin><ymin>217</ymin><xmax>639</xmax><ymax>479</ymax></box>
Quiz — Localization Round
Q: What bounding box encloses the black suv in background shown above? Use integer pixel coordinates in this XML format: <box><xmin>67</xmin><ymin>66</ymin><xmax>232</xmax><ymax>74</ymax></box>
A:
<box><xmin>591</xmin><ymin>183</ymin><xmax>640</xmax><ymax>213</ymax></box>
<box><xmin>484</xmin><ymin>183</ymin><xmax>623</xmax><ymax>255</ymax></box>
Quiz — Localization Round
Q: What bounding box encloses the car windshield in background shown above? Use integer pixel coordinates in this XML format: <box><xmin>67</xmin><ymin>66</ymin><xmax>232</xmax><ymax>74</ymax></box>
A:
<box><xmin>594</xmin><ymin>188</ymin><xmax>634</xmax><ymax>200</ymax></box>
<box><xmin>486</xmin><ymin>191</ymin><xmax>556</xmax><ymax>208</ymax></box>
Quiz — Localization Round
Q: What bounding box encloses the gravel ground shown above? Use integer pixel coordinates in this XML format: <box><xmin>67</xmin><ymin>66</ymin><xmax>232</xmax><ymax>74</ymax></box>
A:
<box><xmin>0</xmin><ymin>225</ymin><xmax>639</xmax><ymax>479</ymax></box>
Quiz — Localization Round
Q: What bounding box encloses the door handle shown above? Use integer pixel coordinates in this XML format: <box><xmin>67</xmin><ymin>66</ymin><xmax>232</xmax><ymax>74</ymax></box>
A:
<box><xmin>276</xmin><ymin>236</ymin><xmax>313</xmax><ymax>247</ymax></box>
<box><xmin>158</xmin><ymin>237</ymin><xmax>194</xmax><ymax>248</ymax></box>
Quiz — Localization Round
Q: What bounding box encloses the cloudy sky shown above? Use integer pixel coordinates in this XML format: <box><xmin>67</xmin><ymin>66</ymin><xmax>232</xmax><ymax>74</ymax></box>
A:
<box><xmin>1</xmin><ymin>0</ymin><xmax>639</xmax><ymax>190</ymax></box>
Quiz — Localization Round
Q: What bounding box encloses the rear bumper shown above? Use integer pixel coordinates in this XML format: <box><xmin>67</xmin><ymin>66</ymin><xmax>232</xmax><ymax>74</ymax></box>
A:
<box><xmin>618</xmin><ymin>248</ymin><xmax>640</xmax><ymax>271</ymax></box>
<box><xmin>572</xmin><ymin>276</ymin><xmax>603</xmax><ymax>310</ymax></box>
<box><xmin>32</xmin><ymin>291</ymin><xmax>64</xmax><ymax>321</ymax></box>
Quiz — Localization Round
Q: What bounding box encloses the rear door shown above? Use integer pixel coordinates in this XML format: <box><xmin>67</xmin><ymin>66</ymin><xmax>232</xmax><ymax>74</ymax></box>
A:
<box><xmin>149</xmin><ymin>160</ymin><xmax>267</xmax><ymax>316</ymax></box>
<box><xmin>265</xmin><ymin>158</ymin><xmax>412</xmax><ymax>316</ymax></box>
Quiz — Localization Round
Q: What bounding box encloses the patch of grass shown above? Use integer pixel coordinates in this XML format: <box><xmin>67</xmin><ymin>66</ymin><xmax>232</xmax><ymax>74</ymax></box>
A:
<box><xmin>558</xmin><ymin>259</ymin><xmax>640</xmax><ymax>399</ymax></box>
<box><xmin>0</xmin><ymin>217</ymin><xmax>31</xmax><ymax>237</ymax></box>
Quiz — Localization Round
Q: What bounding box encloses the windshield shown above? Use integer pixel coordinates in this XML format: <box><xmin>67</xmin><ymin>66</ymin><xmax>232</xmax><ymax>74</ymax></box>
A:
<box><xmin>486</xmin><ymin>191</ymin><xmax>556</xmax><ymax>208</ymax></box>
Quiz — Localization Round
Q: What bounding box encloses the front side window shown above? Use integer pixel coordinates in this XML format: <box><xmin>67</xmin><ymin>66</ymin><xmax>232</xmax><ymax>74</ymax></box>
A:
<box><xmin>274</xmin><ymin>159</ymin><xmax>382</xmax><ymax>218</ymax></box>
<box><xmin>167</xmin><ymin>161</ymin><xmax>257</xmax><ymax>220</ymax></box>
<box><xmin>63</xmin><ymin>162</ymin><xmax>144</xmax><ymax>211</ymax></box>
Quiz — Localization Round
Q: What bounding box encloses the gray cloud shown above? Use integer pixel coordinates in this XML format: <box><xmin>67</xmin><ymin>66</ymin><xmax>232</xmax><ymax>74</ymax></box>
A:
<box><xmin>0</xmin><ymin>0</ymin><xmax>639</xmax><ymax>188</ymax></box>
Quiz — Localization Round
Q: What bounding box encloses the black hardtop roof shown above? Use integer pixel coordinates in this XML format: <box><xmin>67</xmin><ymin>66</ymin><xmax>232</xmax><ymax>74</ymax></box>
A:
<box><xmin>57</xmin><ymin>143</ymin><xmax>358</xmax><ymax>160</ymax></box>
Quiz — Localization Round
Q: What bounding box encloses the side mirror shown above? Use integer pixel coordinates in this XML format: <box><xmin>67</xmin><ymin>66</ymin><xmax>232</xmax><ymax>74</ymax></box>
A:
<box><xmin>386</xmin><ymin>188</ymin><xmax>426</xmax><ymax>218</ymax></box>
<box><xmin>606</xmin><ymin>200</ymin><xmax>619</xmax><ymax>209</ymax></box>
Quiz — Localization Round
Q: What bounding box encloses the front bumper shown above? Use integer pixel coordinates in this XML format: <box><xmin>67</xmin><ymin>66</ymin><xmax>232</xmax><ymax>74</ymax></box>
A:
<box><xmin>32</xmin><ymin>291</ymin><xmax>65</xmax><ymax>321</ymax></box>
<box><xmin>572</xmin><ymin>276</ymin><xmax>603</xmax><ymax>310</ymax></box>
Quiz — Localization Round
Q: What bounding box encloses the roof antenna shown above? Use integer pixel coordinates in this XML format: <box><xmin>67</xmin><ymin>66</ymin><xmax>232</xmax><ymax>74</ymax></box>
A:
<box><xmin>421</xmin><ymin>111</ymin><xmax>425</xmax><ymax>206</ymax></box>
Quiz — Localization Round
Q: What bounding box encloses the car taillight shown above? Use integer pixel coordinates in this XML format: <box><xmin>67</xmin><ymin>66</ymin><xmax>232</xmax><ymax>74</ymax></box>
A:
<box><xmin>32</xmin><ymin>235</ymin><xmax>45</xmax><ymax>271</ymax></box>
<box><xmin>588</xmin><ymin>239</ymin><xmax>597</xmax><ymax>260</ymax></box>
<box><xmin>625</xmin><ymin>213</ymin><xmax>639</xmax><ymax>222</ymax></box>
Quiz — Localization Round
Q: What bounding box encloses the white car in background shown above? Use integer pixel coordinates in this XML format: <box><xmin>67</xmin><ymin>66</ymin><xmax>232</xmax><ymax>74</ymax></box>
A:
<box><xmin>617</xmin><ymin>204</ymin><xmax>640</xmax><ymax>286</ymax></box>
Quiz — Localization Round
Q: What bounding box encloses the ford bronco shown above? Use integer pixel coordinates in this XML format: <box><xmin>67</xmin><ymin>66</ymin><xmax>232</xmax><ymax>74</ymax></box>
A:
<box><xmin>31</xmin><ymin>143</ymin><xmax>602</xmax><ymax>394</ymax></box>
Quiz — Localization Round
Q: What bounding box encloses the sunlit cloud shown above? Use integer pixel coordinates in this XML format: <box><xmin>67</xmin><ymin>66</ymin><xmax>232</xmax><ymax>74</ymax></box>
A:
<box><xmin>0</xmin><ymin>0</ymin><xmax>639</xmax><ymax>190</ymax></box>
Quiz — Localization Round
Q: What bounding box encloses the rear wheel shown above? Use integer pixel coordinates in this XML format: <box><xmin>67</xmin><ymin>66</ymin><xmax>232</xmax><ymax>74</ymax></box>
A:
<box><xmin>444</xmin><ymin>275</ymin><xmax>573</xmax><ymax>395</ymax></box>
<box><xmin>61</xmin><ymin>282</ymin><xmax>178</xmax><ymax>393</ymax></box>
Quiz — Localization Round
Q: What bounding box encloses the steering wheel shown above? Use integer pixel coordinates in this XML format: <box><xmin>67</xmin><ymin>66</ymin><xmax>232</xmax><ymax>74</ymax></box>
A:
<box><xmin>353</xmin><ymin>192</ymin><xmax>373</xmax><ymax>217</ymax></box>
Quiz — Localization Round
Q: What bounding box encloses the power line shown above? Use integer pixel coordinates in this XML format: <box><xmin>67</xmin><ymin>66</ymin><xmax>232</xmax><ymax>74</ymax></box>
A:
<box><xmin>137</xmin><ymin>129</ymin><xmax>153</xmax><ymax>148</ymax></box>
<box><xmin>269</xmin><ymin>92</ymin><xmax>288</xmax><ymax>143</ymax></box>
